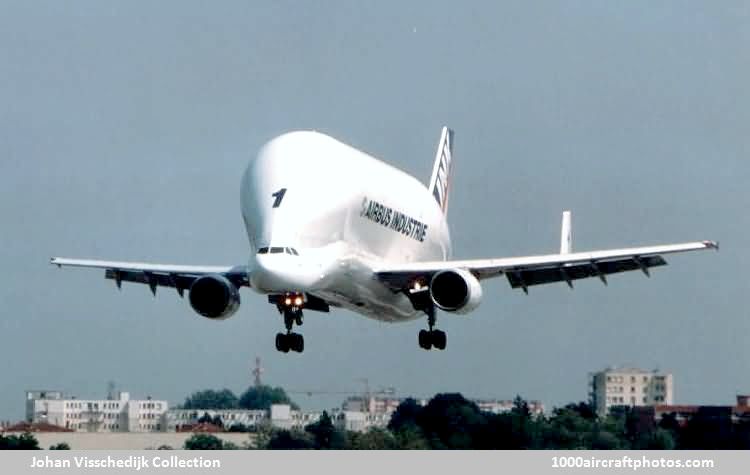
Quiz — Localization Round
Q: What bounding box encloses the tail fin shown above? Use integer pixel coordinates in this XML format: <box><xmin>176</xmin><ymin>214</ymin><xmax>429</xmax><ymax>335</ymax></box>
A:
<box><xmin>428</xmin><ymin>126</ymin><xmax>454</xmax><ymax>215</ymax></box>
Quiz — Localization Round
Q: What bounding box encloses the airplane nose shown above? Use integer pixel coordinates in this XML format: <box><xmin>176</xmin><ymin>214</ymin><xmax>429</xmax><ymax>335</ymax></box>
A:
<box><xmin>249</xmin><ymin>254</ymin><xmax>325</xmax><ymax>293</ymax></box>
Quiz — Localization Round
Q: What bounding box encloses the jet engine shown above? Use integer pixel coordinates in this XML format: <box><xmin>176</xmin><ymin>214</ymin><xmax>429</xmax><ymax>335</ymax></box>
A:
<box><xmin>188</xmin><ymin>275</ymin><xmax>241</xmax><ymax>320</ymax></box>
<box><xmin>429</xmin><ymin>269</ymin><xmax>482</xmax><ymax>314</ymax></box>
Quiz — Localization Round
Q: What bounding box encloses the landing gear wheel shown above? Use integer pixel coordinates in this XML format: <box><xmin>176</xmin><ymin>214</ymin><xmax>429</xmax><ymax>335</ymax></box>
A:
<box><xmin>275</xmin><ymin>333</ymin><xmax>290</xmax><ymax>353</ymax></box>
<box><xmin>418</xmin><ymin>305</ymin><xmax>446</xmax><ymax>351</ymax></box>
<box><xmin>289</xmin><ymin>333</ymin><xmax>305</xmax><ymax>353</ymax></box>
<box><xmin>431</xmin><ymin>330</ymin><xmax>447</xmax><ymax>350</ymax></box>
<box><xmin>278</xmin><ymin>307</ymin><xmax>306</xmax><ymax>353</ymax></box>
<box><xmin>418</xmin><ymin>329</ymin><xmax>432</xmax><ymax>350</ymax></box>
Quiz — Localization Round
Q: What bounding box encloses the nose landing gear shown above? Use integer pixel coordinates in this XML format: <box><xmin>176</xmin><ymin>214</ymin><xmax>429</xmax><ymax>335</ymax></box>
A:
<box><xmin>271</xmin><ymin>293</ymin><xmax>305</xmax><ymax>353</ymax></box>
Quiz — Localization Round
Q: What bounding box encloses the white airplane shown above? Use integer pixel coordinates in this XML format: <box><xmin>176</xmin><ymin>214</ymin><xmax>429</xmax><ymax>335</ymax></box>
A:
<box><xmin>51</xmin><ymin>127</ymin><xmax>717</xmax><ymax>353</ymax></box>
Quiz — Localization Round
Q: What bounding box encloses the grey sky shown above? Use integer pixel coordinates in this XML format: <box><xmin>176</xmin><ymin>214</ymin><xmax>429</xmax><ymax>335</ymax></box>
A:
<box><xmin>1</xmin><ymin>0</ymin><xmax>747</xmax><ymax>420</ymax></box>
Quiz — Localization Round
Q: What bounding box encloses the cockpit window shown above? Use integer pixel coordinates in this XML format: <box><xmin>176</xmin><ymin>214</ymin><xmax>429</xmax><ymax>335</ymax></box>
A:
<box><xmin>258</xmin><ymin>246</ymin><xmax>298</xmax><ymax>255</ymax></box>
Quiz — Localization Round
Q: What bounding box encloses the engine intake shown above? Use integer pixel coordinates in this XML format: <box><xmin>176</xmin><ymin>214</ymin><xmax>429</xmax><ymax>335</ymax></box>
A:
<box><xmin>188</xmin><ymin>275</ymin><xmax>240</xmax><ymax>320</ymax></box>
<box><xmin>429</xmin><ymin>269</ymin><xmax>482</xmax><ymax>314</ymax></box>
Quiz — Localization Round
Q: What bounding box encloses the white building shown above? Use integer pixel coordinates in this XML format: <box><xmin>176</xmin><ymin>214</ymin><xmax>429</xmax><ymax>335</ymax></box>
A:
<box><xmin>165</xmin><ymin>405</ymin><xmax>324</xmax><ymax>432</ymax></box>
<box><xmin>166</xmin><ymin>408</ymin><xmax>267</xmax><ymax>431</ymax></box>
<box><xmin>330</xmin><ymin>410</ymin><xmax>391</xmax><ymax>432</ymax></box>
<box><xmin>164</xmin><ymin>404</ymin><xmax>393</xmax><ymax>433</ymax></box>
<box><xmin>589</xmin><ymin>367</ymin><xmax>673</xmax><ymax>416</ymax></box>
<box><xmin>341</xmin><ymin>396</ymin><xmax>402</xmax><ymax>414</ymax></box>
<box><xmin>473</xmin><ymin>399</ymin><xmax>545</xmax><ymax>416</ymax></box>
<box><xmin>25</xmin><ymin>390</ymin><xmax>168</xmax><ymax>432</ymax></box>
<box><xmin>270</xmin><ymin>404</ymin><xmax>324</xmax><ymax>430</ymax></box>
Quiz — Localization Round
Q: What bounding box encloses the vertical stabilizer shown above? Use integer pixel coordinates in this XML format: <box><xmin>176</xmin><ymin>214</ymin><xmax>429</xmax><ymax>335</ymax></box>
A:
<box><xmin>560</xmin><ymin>210</ymin><xmax>572</xmax><ymax>254</ymax></box>
<box><xmin>428</xmin><ymin>126</ymin><xmax>454</xmax><ymax>216</ymax></box>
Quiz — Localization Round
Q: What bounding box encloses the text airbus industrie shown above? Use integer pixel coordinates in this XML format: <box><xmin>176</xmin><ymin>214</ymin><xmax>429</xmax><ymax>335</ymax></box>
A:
<box><xmin>30</xmin><ymin>455</ymin><xmax>220</xmax><ymax>470</ymax></box>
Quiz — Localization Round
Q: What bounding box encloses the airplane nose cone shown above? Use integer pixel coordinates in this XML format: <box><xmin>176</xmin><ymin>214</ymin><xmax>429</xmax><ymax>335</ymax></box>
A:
<box><xmin>249</xmin><ymin>255</ymin><xmax>325</xmax><ymax>292</ymax></box>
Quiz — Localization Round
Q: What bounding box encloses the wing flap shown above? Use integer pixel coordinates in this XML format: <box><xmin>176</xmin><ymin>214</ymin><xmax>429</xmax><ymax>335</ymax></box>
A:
<box><xmin>505</xmin><ymin>255</ymin><xmax>667</xmax><ymax>290</ymax></box>
<box><xmin>104</xmin><ymin>268</ymin><xmax>199</xmax><ymax>294</ymax></box>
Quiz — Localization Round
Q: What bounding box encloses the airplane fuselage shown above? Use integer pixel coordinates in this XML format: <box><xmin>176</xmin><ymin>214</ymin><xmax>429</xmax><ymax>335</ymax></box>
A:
<box><xmin>240</xmin><ymin>131</ymin><xmax>451</xmax><ymax>321</ymax></box>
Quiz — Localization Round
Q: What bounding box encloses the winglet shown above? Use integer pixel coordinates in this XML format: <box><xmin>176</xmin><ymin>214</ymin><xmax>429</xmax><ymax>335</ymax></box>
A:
<box><xmin>560</xmin><ymin>211</ymin><xmax>572</xmax><ymax>254</ymax></box>
<box><xmin>703</xmin><ymin>240</ymin><xmax>719</xmax><ymax>251</ymax></box>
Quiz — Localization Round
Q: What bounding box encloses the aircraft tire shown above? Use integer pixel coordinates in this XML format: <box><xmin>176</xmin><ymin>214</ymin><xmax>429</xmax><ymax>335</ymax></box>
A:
<box><xmin>290</xmin><ymin>333</ymin><xmax>304</xmax><ymax>353</ymax></box>
<box><xmin>275</xmin><ymin>333</ymin><xmax>290</xmax><ymax>353</ymax></box>
<box><xmin>432</xmin><ymin>330</ymin><xmax>447</xmax><ymax>350</ymax></box>
<box><xmin>418</xmin><ymin>329</ymin><xmax>432</xmax><ymax>350</ymax></box>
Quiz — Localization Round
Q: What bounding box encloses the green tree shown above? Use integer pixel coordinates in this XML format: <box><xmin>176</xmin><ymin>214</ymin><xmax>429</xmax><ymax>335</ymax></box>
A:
<box><xmin>507</xmin><ymin>395</ymin><xmax>542</xmax><ymax>449</ymax></box>
<box><xmin>642</xmin><ymin>428</ymin><xmax>676</xmax><ymax>450</ymax></box>
<box><xmin>251</xmin><ymin>426</ymin><xmax>274</xmax><ymax>449</ymax></box>
<box><xmin>198</xmin><ymin>412</ymin><xmax>212</xmax><ymax>424</ymax></box>
<box><xmin>658</xmin><ymin>412</ymin><xmax>681</xmax><ymax>447</ymax></box>
<box><xmin>393</xmin><ymin>426</ymin><xmax>430</xmax><ymax>449</ymax></box>
<box><xmin>415</xmin><ymin>393</ymin><xmax>486</xmax><ymax>449</ymax></box>
<box><xmin>49</xmin><ymin>442</ymin><xmax>70</xmax><ymax>450</ymax></box>
<box><xmin>0</xmin><ymin>433</ymin><xmax>40</xmax><ymax>450</ymax></box>
<box><xmin>305</xmin><ymin>411</ymin><xmax>348</xmax><ymax>449</ymax></box>
<box><xmin>541</xmin><ymin>405</ymin><xmax>597</xmax><ymax>449</ymax></box>
<box><xmin>238</xmin><ymin>385</ymin><xmax>298</xmax><ymax>410</ymax></box>
<box><xmin>182</xmin><ymin>389</ymin><xmax>239</xmax><ymax>410</ymax></box>
<box><xmin>350</xmin><ymin>427</ymin><xmax>398</xmax><ymax>449</ymax></box>
<box><xmin>183</xmin><ymin>433</ymin><xmax>224</xmax><ymax>450</ymax></box>
<box><xmin>211</xmin><ymin>415</ymin><xmax>224</xmax><ymax>428</ymax></box>
<box><xmin>266</xmin><ymin>430</ymin><xmax>314</xmax><ymax>449</ymax></box>
<box><xmin>733</xmin><ymin>420</ymin><xmax>750</xmax><ymax>449</ymax></box>
<box><xmin>227</xmin><ymin>423</ymin><xmax>251</xmax><ymax>433</ymax></box>
<box><xmin>680</xmin><ymin>407</ymin><xmax>733</xmax><ymax>449</ymax></box>
<box><xmin>564</xmin><ymin>402</ymin><xmax>598</xmax><ymax>421</ymax></box>
<box><xmin>589</xmin><ymin>430</ymin><xmax>624</xmax><ymax>449</ymax></box>
<box><xmin>388</xmin><ymin>398</ymin><xmax>423</xmax><ymax>432</ymax></box>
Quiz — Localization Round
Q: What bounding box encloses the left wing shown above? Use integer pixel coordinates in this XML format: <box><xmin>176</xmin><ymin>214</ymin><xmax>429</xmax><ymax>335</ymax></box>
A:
<box><xmin>49</xmin><ymin>258</ymin><xmax>249</xmax><ymax>296</ymax></box>
<box><xmin>375</xmin><ymin>241</ymin><xmax>718</xmax><ymax>294</ymax></box>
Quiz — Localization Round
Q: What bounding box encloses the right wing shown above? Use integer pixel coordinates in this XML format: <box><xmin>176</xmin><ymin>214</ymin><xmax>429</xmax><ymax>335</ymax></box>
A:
<box><xmin>375</xmin><ymin>241</ymin><xmax>718</xmax><ymax>294</ymax></box>
<box><xmin>49</xmin><ymin>258</ymin><xmax>249</xmax><ymax>296</ymax></box>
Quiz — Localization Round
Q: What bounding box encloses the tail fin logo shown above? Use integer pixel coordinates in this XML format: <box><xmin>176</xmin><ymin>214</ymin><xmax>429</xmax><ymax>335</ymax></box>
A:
<box><xmin>428</xmin><ymin>127</ymin><xmax>454</xmax><ymax>215</ymax></box>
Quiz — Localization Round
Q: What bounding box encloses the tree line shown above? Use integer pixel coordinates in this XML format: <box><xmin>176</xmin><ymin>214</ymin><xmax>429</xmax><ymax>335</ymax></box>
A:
<box><xmin>5</xmin><ymin>391</ymin><xmax>749</xmax><ymax>449</ymax></box>
<box><xmin>181</xmin><ymin>385</ymin><xmax>298</xmax><ymax>411</ymax></box>
<box><xmin>182</xmin><ymin>393</ymin><xmax>750</xmax><ymax>450</ymax></box>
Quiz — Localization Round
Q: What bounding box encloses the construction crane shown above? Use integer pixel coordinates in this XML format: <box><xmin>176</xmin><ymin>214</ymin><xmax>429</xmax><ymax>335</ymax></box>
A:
<box><xmin>288</xmin><ymin>379</ymin><xmax>396</xmax><ymax>413</ymax></box>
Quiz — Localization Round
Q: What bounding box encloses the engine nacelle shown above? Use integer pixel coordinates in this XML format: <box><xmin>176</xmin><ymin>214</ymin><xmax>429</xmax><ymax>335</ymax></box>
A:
<box><xmin>188</xmin><ymin>274</ymin><xmax>241</xmax><ymax>320</ymax></box>
<box><xmin>429</xmin><ymin>269</ymin><xmax>483</xmax><ymax>314</ymax></box>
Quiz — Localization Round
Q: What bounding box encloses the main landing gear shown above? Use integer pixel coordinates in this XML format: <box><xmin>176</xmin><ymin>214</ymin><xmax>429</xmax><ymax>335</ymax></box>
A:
<box><xmin>418</xmin><ymin>305</ymin><xmax>447</xmax><ymax>351</ymax></box>
<box><xmin>272</xmin><ymin>293</ymin><xmax>305</xmax><ymax>353</ymax></box>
